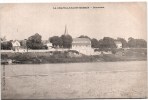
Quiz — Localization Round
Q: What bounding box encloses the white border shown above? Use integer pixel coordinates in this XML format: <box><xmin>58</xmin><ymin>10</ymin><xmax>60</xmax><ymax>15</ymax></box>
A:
<box><xmin>0</xmin><ymin>0</ymin><xmax>147</xmax><ymax>3</ymax></box>
<box><xmin>0</xmin><ymin>1</ymin><xmax>147</xmax><ymax>100</ymax></box>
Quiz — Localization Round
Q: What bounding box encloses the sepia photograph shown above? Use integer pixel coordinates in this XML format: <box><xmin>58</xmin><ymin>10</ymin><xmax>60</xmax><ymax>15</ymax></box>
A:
<box><xmin>0</xmin><ymin>2</ymin><xmax>147</xmax><ymax>99</ymax></box>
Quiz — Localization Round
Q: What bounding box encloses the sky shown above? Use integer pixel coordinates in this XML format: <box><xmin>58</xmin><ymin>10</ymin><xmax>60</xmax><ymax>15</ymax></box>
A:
<box><xmin>0</xmin><ymin>2</ymin><xmax>147</xmax><ymax>41</ymax></box>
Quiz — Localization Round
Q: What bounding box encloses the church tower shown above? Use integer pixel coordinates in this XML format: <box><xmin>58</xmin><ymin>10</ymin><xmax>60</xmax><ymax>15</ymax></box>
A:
<box><xmin>64</xmin><ymin>25</ymin><xmax>68</xmax><ymax>35</ymax></box>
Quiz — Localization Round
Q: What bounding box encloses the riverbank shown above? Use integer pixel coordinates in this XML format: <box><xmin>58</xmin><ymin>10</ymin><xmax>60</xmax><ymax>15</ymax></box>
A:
<box><xmin>1</xmin><ymin>49</ymin><xmax>147</xmax><ymax>64</ymax></box>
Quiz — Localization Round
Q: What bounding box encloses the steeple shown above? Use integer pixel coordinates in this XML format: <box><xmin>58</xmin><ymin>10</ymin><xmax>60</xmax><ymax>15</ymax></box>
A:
<box><xmin>64</xmin><ymin>25</ymin><xmax>68</xmax><ymax>35</ymax></box>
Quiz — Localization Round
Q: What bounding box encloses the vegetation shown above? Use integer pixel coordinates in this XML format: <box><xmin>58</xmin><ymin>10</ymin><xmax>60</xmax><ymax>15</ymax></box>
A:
<box><xmin>1</xmin><ymin>51</ymin><xmax>96</xmax><ymax>64</ymax></box>
<box><xmin>49</xmin><ymin>36</ymin><xmax>63</xmax><ymax>47</ymax></box>
<box><xmin>26</xmin><ymin>33</ymin><xmax>45</xmax><ymax>49</ymax></box>
<box><xmin>49</xmin><ymin>34</ymin><xmax>72</xmax><ymax>48</ymax></box>
<box><xmin>128</xmin><ymin>37</ymin><xmax>147</xmax><ymax>48</ymax></box>
<box><xmin>61</xmin><ymin>34</ymin><xmax>73</xmax><ymax>48</ymax></box>
<box><xmin>1</xmin><ymin>48</ymin><xmax>147</xmax><ymax>64</ymax></box>
<box><xmin>78</xmin><ymin>36</ymin><xmax>147</xmax><ymax>49</ymax></box>
<box><xmin>1</xmin><ymin>41</ymin><xmax>12</xmax><ymax>50</ymax></box>
<box><xmin>1</xmin><ymin>34</ymin><xmax>147</xmax><ymax>50</ymax></box>
<box><xmin>91</xmin><ymin>38</ymin><xmax>99</xmax><ymax>48</ymax></box>
<box><xmin>96</xmin><ymin>37</ymin><xmax>117</xmax><ymax>49</ymax></box>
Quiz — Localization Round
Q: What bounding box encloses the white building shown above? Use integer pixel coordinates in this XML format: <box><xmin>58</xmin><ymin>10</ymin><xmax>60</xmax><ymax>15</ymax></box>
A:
<box><xmin>114</xmin><ymin>41</ymin><xmax>122</xmax><ymax>49</ymax></box>
<box><xmin>46</xmin><ymin>42</ymin><xmax>53</xmax><ymax>49</ymax></box>
<box><xmin>72</xmin><ymin>38</ymin><xmax>94</xmax><ymax>55</ymax></box>
<box><xmin>11</xmin><ymin>40</ymin><xmax>21</xmax><ymax>52</ymax></box>
<box><xmin>42</xmin><ymin>40</ymin><xmax>53</xmax><ymax>49</ymax></box>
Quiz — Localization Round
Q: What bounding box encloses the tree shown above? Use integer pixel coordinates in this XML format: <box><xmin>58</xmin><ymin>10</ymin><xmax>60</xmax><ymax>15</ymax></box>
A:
<box><xmin>98</xmin><ymin>39</ymin><xmax>104</xmax><ymax>48</ymax></box>
<box><xmin>102</xmin><ymin>37</ymin><xmax>116</xmax><ymax>48</ymax></box>
<box><xmin>117</xmin><ymin>37</ymin><xmax>128</xmax><ymax>48</ymax></box>
<box><xmin>49</xmin><ymin>36</ymin><xmax>63</xmax><ymax>47</ymax></box>
<box><xmin>61</xmin><ymin>34</ymin><xmax>72</xmax><ymax>48</ymax></box>
<box><xmin>1</xmin><ymin>41</ymin><xmax>12</xmax><ymax>50</ymax></box>
<box><xmin>128</xmin><ymin>37</ymin><xmax>147</xmax><ymax>48</ymax></box>
<box><xmin>78</xmin><ymin>35</ymin><xmax>91</xmax><ymax>40</ymax></box>
<box><xmin>20</xmin><ymin>39</ymin><xmax>27</xmax><ymax>47</ymax></box>
<box><xmin>136</xmin><ymin>39</ymin><xmax>147</xmax><ymax>48</ymax></box>
<box><xmin>26</xmin><ymin>33</ymin><xmax>44</xmax><ymax>49</ymax></box>
<box><xmin>128</xmin><ymin>37</ymin><xmax>136</xmax><ymax>48</ymax></box>
<box><xmin>128</xmin><ymin>37</ymin><xmax>134</xmax><ymax>41</ymax></box>
<box><xmin>91</xmin><ymin>38</ymin><xmax>99</xmax><ymax>48</ymax></box>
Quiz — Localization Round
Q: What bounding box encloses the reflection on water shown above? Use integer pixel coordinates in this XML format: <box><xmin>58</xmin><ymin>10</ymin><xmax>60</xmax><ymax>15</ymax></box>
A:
<box><xmin>4</xmin><ymin>61</ymin><xmax>147</xmax><ymax>74</ymax></box>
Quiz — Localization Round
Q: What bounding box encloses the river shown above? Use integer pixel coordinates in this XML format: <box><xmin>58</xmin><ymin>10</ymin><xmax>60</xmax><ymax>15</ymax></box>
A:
<box><xmin>1</xmin><ymin>61</ymin><xmax>147</xmax><ymax>99</ymax></box>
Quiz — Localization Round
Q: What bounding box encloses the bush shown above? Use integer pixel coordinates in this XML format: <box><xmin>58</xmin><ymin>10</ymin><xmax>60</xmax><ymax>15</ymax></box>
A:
<box><xmin>94</xmin><ymin>48</ymin><xmax>111</xmax><ymax>52</ymax></box>
<box><xmin>1</xmin><ymin>54</ymin><xmax>8</xmax><ymax>59</ymax></box>
<box><xmin>111</xmin><ymin>49</ymin><xmax>116</xmax><ymax>54</ymax></box>
<box><xmin>67</xmin><ymin>50</ymin><xmax>79</xmax><ymax>54</ymax></box>
<box><xmin>42</xmin><ymin>45</ymin><xmax>48</xmax><ymax>49</ymax></box>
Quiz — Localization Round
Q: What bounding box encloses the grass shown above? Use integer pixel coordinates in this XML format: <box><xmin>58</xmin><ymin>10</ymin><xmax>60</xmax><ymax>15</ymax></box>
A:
<box><xmin>1</xmin><ymin>51</ymin><xmax>97</xmax><ymax>64</ymax></box>
<box><xmin>1</xmin><ymin>48</ymin><xmax>147</xmax><ymax>64</ymax></box>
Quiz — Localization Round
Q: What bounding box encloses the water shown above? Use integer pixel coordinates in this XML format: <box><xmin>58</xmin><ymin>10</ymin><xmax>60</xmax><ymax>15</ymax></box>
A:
<box><xmin>2</xmin><ymin>61</ymin><xmax>147</xmax><ymax>99</ymax></box>
<box><xmin>4</xmin><ymin>61</ymin><xmax>147</xmax><ymax>74</ymax></box>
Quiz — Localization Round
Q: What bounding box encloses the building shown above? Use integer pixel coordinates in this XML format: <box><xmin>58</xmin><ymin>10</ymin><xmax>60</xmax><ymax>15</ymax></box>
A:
<box><xmin>72</xmin><ymin>38</ymin><xmax>94</xmax><ymax>55</ymax></box>
<box><xmin>11</xmin><ymin>40</ymin><xmax>21</xmax><ymax>52</ymax></box>
<box><xmin>63</xmin><ymin>25</ymin><xmax>94</xmax><ymax>55</ymax></box>
<box><xmin>45</xmin><ymin>42</ymin><xmax>52</xmax><ymax>49</ymax></box>
<box><xmin>114</xmin><ymin>41</ymin><xmax>122</xmax><ymax>49</ymax></box>
<box><xmin>42</xmin><ymin>40</ymin><xmax>53</xmax><ymax>49</ymax></box>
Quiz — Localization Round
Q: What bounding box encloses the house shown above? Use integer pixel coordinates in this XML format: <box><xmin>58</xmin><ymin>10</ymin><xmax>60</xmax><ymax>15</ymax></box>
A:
<box><xmin>72</xmin><ymin>38</ymin><xmax>94</xmax><ymax>55</ymax></box>
<box><xmin>42</xmin><ymin>40</ymin><xmax>53</xmax><ymax>49</ymax></box>
<box><xmin>11</xmin><ymin>40</ymin><xmax>21</xmax><ymax>52</ymax></box>
<box><xmin>114</xmin><ymin>41</ymin><xmax>122</xmax><ymax>49</ymax></box>
<box><xmin>46</xmin><ymin>42</ymin><xmax>52</xmax><ymax>49</ymax></box>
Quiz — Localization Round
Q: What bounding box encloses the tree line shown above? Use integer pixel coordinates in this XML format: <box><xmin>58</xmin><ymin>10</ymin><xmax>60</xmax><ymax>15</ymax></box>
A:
<box><xmin>26</xmin><ymin>33</ymin><xmax>73</xmax><ymax>49</ymax></box>
<box><xmin>1</xmin><ymin>33</ymin><xmax>147</xmax><ymax>50</ymax></box>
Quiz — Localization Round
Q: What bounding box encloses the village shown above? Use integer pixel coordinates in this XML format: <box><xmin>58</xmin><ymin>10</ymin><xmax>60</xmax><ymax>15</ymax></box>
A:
<box><xmin>1</xmin><ymin>36</ymin><xmax>119</xmax><ymax>55</ymax></box>
<box><xmin>1</xmin><ymin>26</ymin><xmax>147</xmax><ymax>64</ymax></box>
<box><xmin>1</xmin><ymin>26</ymin><xmax>144</xmax><ymax>56</ymax></box>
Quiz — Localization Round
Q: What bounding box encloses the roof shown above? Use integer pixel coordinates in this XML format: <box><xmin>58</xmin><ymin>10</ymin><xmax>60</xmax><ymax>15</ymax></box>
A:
<box><xmin>72</xmin><ymin>38</ymin><xmax>91</xmax><ymax>45</ymax></box>
<box><xmin>11</xmin><ymin>40</ymin><xmax>20</xmax><ymax>46</ymax></box>
<box><xmin>114</xmin><ymin>41</ymin><xmax>122</xmax><ymax>44</ymax></box>
<box><xmin>42</xmin><ymin>40</ymin><xmax>50</xmax><ymax>44</ymax></box>
<box><xmin>73</xmin><ymin>38</ymin><xmax>91</xmax><ymax>42</ymax></box>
